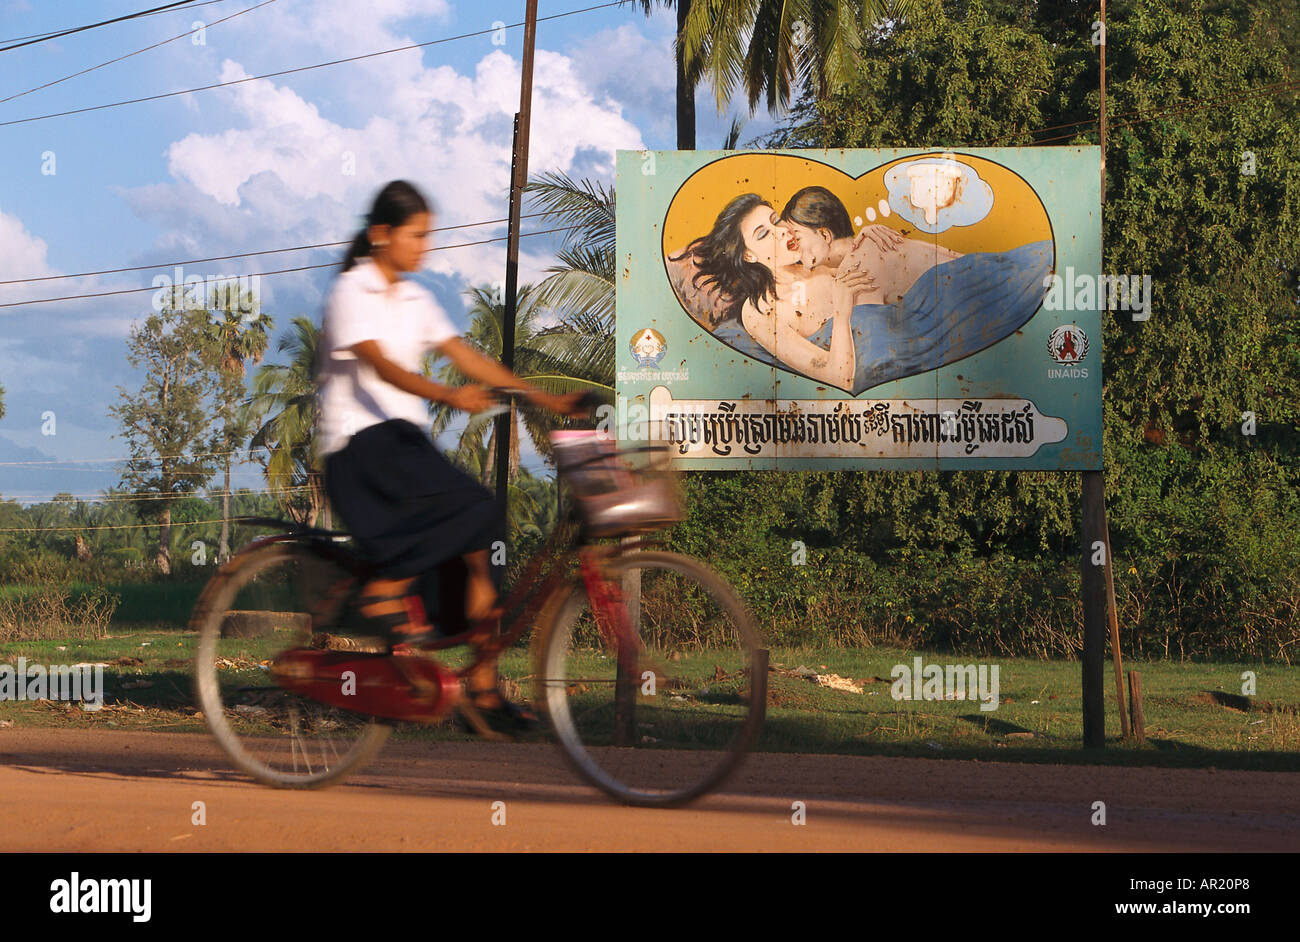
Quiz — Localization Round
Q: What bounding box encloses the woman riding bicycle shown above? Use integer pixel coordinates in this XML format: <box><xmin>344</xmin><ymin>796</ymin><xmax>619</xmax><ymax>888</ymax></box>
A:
<box><xmin>315</xmin><ymin>179</ymin><xmax>586</xmax><ymax>730</ymax></box>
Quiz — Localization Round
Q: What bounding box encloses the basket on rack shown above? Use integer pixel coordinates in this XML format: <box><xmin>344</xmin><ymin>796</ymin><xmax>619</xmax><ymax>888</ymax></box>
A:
<box><xmin>550</xmin><ymin>429</ymin><xmax>683</xmax><ymax>538</ymax></box>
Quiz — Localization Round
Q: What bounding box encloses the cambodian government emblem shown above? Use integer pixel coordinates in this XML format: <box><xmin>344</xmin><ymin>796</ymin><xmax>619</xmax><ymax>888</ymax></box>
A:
<box><xmin>1047</xmin><ymin>324</ymin><xmax>1089</xmax><ymax>364</ymax></box>
<box><xmin>630</xmin><ymin>327</ymin><xmax>667</xmax><ymax>368</ymax></box>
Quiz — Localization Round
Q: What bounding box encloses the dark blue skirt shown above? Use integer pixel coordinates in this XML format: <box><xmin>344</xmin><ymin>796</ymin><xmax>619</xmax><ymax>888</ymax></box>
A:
<box><xmin>323</xmin><ymin>419</ymin><xmax>503</xmax><ymax>580</ymax></box>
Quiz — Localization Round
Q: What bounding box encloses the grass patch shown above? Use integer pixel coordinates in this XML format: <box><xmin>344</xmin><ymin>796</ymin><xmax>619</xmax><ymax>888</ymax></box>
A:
<box><xmin>3</xmin><ymin>634</ymin><xmax>1299</xmax><ymax>769</ymax></box>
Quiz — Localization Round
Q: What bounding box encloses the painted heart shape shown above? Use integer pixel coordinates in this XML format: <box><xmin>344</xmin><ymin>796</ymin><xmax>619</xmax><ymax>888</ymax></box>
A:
<box><xmin>661</xmin><ymin>152</ymin><xmax>1056</xmax><ymax>395</ymax></box>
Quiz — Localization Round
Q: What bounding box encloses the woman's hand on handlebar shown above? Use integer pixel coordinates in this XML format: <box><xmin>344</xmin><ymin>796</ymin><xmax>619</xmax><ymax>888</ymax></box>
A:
<box><xmin>528</xmin><ymin>389</ymin><xmax>592</xmax><ymax>419</ymax></box>
<box><xmin>446</xmin><ymin>384</ymin><xmax>497</xmax><ymax>414</ymax></box>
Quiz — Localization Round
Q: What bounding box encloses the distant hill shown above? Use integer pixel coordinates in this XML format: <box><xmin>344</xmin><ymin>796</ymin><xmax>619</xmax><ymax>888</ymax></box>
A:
<box><xmin>0</xmin><ymin>434</ymin><xmax>120</xmax><ymax>504</ymax></box>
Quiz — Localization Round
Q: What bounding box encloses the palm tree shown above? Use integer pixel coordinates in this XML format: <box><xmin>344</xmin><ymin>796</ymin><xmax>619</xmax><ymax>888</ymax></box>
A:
<box><xmin>525</xmin><ymin>170</ymin><xmax>616</xmax><ymax>383</ymax></box>
<box><xmin>204</xmin><ymin>293</ymin><xmax>272</xmax><ymax>560</ymax></box>
<box><xmin>679</xmin><ymin>0</ymin><xmax>914</xmax><ymax>117</ymax></box>
<box><xmin>246</xmin><ymin>317</ymin><xmax>326</xmax><ymax>527</ymax></box>
<box><xmin>629</xmin><ymin>1</ymin><xmax>698</xmax><ymax>148</ymax></box>
<box><xmin>448</xmin><ymin>435</ymin><xmax>548</xmax><ymax>537</ymax></box>
<box><xmin>429</xmin><ymin>283</ymin><xmax>607</xmax><ymax>486</ymax></box>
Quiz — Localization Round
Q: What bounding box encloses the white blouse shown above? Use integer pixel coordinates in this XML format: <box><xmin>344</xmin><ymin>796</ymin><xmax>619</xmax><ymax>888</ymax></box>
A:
<box><xmin>315</xmin><ymin>257</ymin><xmax>458</xmax><ymax>457</ymax></box>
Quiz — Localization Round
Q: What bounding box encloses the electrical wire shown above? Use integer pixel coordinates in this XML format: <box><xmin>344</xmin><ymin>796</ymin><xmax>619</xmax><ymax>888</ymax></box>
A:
<box><xmin>0</xmin><ymin>1</ymin><xmax>227</xmax><ymax>45</ymax></box>
<box><xmin>0</xmin><ymin>223</ymin><xmax>583</xmax><ymax>309</ymax></box>
<box><xmin>0</xmin><ymin>0</ymin><xmax>277</xmax><ymax>106</ymax></box>
<box><xmin>0</xmin><ymin>1</ymin><xmax>626</xmax><ymax>128</ymax></box>
<box><xmin>0</xmin><ymin>213</ymin><xmax>548</xmax><ymax>286</ymax></box>
<box><xmin>0</xmin><ymin>1</ymin><xmax>214</xmax><ymax>54</ymax></box>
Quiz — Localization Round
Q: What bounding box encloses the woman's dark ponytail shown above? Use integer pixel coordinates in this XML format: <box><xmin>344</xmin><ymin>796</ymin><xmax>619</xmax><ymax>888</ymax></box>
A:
<box><xmin>341</xmin><ymin>228</ymin><xmax>371</xmax><ymax>273</ymax></box>
<box><xmin>340</xmin><ymin>180</ymin><xmax>433</xmax><ymax>272</ymax></box>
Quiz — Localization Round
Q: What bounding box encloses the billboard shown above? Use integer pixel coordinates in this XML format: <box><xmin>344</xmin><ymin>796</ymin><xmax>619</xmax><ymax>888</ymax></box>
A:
<box><xmin>615</xmin><ymin>148</ymin><xmax>1103</xmax><ymax>470</ymax></box>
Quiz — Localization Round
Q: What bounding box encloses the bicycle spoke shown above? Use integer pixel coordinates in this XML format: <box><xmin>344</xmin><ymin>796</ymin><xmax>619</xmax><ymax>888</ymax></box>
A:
<box><xmin>538</xmin><ymin>551</ymin><xmax>764</xmax><ymax>806</ymax></box>
<box><xmin>194</xmin><ymin>541</ymin><xmax>390</xmax><ymax>788</ymax></box>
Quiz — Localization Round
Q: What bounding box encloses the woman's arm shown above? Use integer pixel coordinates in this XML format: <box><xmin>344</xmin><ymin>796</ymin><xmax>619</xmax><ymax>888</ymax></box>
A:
<box><xmin>436</xmin><ymin>338</ymin><xmax>586</xmax><ymax>416</ymax></box>
<box><xmin>742</xmin><ymin>290</ymin><xmax>859</xmax><ymax>390</ymax></box>
<box><xmin>351</xmin><ymin>338</ymin><xmax>585</xmax><ymax>416</ymax></box>
<box><xmin>349</xmin><ymin>340</ymin><xmax>492</xmax><ymax>412</ymax></box>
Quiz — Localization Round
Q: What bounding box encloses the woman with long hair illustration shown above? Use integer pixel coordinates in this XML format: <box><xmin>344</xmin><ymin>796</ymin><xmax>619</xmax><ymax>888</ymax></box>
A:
<box><xmin>668</xmin><ymin>193</ymin><xmax>877</xmax><ymax>389</ymax></box>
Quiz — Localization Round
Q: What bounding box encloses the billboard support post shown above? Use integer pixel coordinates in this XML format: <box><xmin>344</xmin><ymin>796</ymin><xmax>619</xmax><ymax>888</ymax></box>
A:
<box><xmin>1082</xmin><ymin>0</ymin><xmax>1131</xmax><ymax>748</ymax></box>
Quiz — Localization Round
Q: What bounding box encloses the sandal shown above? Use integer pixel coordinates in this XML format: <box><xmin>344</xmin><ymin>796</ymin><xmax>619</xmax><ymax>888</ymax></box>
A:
<box><xmin>357</xmin><ymin>586</ymin><xmax>439</xmax><ymax>649</ymax></box>
<box><xmin>459</xmin><ymin>682</ymin><xmax>541</xmax><ymax>739</ymax></box>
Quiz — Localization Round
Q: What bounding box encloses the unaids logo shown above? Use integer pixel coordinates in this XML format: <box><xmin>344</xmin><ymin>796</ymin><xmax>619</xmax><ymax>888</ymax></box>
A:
<box><xmin>630</xmin><ymin>327</ymin><xmax>667</xmax><ymax>368</ymax></box>
<box><xmin>1047</xmin><ymin>324</ymin><xmax>1089</xmax><ymax>364</ymax></box>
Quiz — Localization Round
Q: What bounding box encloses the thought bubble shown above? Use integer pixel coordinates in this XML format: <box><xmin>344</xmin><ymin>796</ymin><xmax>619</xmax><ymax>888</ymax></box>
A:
<box><xmin>884</xmin><ymin>155</ymin><xmax>994</xmax><ymax>233</ymax></box>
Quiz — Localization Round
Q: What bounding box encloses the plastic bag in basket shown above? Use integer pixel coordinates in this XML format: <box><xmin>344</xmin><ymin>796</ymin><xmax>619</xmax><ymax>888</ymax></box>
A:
<box><xmin>550</xmin><ymin>430</ymin><xmax>682</xmax><ymax>537</ymax></box>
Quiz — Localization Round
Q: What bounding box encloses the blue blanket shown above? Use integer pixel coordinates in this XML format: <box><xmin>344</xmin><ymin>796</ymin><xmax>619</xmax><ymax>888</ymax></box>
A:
<box><xmin>711</xmin><ymin>239</ymin><xmax>1054</xmax><ymax>395</ymax></box>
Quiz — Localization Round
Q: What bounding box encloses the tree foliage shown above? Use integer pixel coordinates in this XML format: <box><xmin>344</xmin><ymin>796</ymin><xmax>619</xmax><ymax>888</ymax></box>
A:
<box><xmin>109</xmin><ymin>296</ymin><xmax>222</xmax><ymax>574</ymax></box>
<box><xmin>678</xmin><ymin>0</ymin><xmax>1300</xmax><ymax>658</ymax></box>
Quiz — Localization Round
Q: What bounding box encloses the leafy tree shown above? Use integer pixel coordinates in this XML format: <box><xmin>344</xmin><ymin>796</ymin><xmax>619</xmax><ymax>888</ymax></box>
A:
<box><xmin>680</xmin><ymin>0</ymin><xmax>917</xmax><ymax>117</ymax></box>
<box><xmin>429</xmin><ymin>284</ymin><xmax>604</xmax><ymax>484</ymax></box>
<box><xmin>109</xmin><ymin>296</ymin><xmax>221</xmax><ymax>575</ymax></box>
<box><xmin>628</xmin><ymin>0</ymin><xmax>699</xmax><ymax>148</ymax></box>
<box><xmin>525</xmin><ymin>170</ymin><xmax>617</xmax><ymax>393</ymax></box>
<box><xmin>203</xmin><ymin>286</ymin><xmax>272</xmax><ymax>561</ymax></box>
<box><xmin>670</xmin><ymin>0</ymin><xmax>1300</xmax><ymax>656</ymax></box>
<box><xmin>247</xmin><ymin>317</ymin><xmax>327</xmax><ymax>526</ymax></box>
<box><xmin>0</xmin><ymin>381</ymin><xmax>6</xmax><ymax>421</ymax></box>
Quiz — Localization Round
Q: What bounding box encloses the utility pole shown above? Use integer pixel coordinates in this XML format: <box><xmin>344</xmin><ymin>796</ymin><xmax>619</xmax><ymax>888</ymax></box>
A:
<box><xmin>495</xmin><ymin>0</ymin><xmax>539</xmax><ymax>511</ymax></box>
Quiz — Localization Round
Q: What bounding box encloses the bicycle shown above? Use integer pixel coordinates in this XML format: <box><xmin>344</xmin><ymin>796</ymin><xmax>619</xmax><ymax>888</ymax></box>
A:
<box><xmin>191</xmin><ymin>397</ymin><xmax>767</xmax><ymax>807</ymax></box>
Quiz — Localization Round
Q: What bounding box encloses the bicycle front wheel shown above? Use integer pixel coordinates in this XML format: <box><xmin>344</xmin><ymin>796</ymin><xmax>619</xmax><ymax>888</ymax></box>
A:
<box><xmin>535</xmin><ymin>550</ymin><xmax>766</xmax><ymax>806</ymax></box>
<box><xmin>192</xmin><ymin>540</ymin><xmax>391</xmax><ymax>788</ymax></box>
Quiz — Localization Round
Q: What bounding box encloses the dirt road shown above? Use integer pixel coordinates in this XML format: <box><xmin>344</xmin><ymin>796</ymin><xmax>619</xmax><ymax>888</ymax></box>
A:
<box><xmin>1</xmin><ymin>729</ymin><xmax>1297</xmax><ymax>851</ymax></box>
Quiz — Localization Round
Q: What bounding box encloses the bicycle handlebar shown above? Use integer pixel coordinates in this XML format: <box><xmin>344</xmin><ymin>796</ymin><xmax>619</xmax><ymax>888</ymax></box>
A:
<box><xmin>478</xmin><ymin>387</ymin><xmax>603</xmax><ymax>420</ymax></box>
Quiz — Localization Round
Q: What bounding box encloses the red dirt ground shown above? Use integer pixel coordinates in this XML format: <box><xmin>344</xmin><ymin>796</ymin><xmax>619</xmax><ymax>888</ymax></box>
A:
<box><xmin>1</xmin><ymin>729</ymin><xmax>1297</xmax><ymax>851</ymax></box>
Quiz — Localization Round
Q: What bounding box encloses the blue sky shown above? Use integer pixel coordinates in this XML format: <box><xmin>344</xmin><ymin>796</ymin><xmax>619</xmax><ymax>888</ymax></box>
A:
<box><xmin>0</xmin><ymin>0</ymin><xmax>780</xmax><ymax>502</ymax></box>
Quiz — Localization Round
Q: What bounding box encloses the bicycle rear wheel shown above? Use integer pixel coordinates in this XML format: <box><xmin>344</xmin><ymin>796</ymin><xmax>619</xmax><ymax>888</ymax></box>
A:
<box><xmin>535</xmin><ymin>550</ymin><xmax>766</xmax><ymax>806</ymax></box>
<box><xmin>193</xmin><ymin>540</ymin><xmax>390</xmax><ymax>788</ymax></box>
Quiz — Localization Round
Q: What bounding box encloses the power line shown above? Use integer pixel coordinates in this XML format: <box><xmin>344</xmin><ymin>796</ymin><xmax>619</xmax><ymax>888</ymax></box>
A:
<box><xmin>0</xmin><ymin>1</ymin><xmax>626</xmax><ymax>129</ymax></box>
<box><xmin>0</xmin><ymin>0</ymin><xmax>276</xmax><ymax>106</ymax></box>
<box><xmin>0</xmin><ymin>484</ymin><xmax>313</xmax><ymax>503</ymax></box>
<box><xmin>0</xmin><ymin>223</ymin><xmax>583</xmax><ymax>309</ymax></box>
<box><xmin>1</xmin><ymin>451</ymin><xmax>263</xmax><ymax>466</ymax></box>
<box><xmin>0</xmin><ymin>0</ymin><xmax>226</xmax><ymax>45</ymax></box>
<box><xmin>0</xmin><ymin>213</ymin><xmax>548</xmax><ymax>286</ymax></box>
<box><xmin>0</xmin><ymin>516</ymin><xmax>237</xmax><ymax>533</ymax></box>
<box><xmin>0</xmin><ymin>465</ymin><xmax>283</xmax><ymax>477</ymax></box>
<box><xmin>0</xmin><ymin>444</ymin><xmax>288</xmax><ymax>465</ymax></box>
<box><xmin>0</xmin><ymin>1</ymin><xmax>213</xmax><ymax>54</ymax></box>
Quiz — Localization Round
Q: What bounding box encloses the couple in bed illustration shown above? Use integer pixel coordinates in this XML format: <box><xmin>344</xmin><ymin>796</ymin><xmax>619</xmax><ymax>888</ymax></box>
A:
<box><xmin>665</xmin><ymin>185</ymin><xmax>1053</xmax><ymax>395</ymax></box>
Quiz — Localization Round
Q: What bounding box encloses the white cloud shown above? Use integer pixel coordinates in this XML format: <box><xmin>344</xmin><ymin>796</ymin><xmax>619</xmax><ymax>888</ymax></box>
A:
<box><xmin>0</xmin><ymin>208</ymin><xmax>52</xmax><ymax>284</ymax></box>
<box><xmin>130</xmin><ymin>43</ymin><xmax>642</xmax><ymax>298</ymax></box>
<box><xmin>567</xmin><ymin>21</ymin><xmax>675</xmax><ymax>113</ymax></box>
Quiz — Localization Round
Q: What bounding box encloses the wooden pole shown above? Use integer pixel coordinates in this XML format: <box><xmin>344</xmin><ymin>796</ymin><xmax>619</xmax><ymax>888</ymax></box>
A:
<box><xmin>494</xmin><ymin>0</ymin><xmax>539</xmax><ymax>511</ymax></box>
<box><xmin>1081</xmin><ymin>472</ymin><xmax>1108</xmax><ymax>748</ymax></box>
<box><xmin>1099</xmin><ymin>0</ymin><xmax>1107</xmax><ymax>204</ymax></box>
<box><xmin>614</xmin><ymin>537</ymin><xmax>641</xmax><ymax>745</ymax></box>
<box><xmin>1104</xmin><ymin>521</ymin><xmax>1130</xmax><ymax>743</ymax></box>
<box><xmin>1096</xmin><ymin>0</ymin><xmax>1130</xmax><ymax>742</ymax></box>
<box><xmin>1128</xmin><ymin>670</ymin><xmax>1146</xmax><ymax>744</ymax></box>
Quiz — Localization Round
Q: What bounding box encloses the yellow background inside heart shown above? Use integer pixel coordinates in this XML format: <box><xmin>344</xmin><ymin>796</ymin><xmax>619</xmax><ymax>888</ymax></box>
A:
<box><xmin>661</xmin><ymin>152</ymin><xmax>1052</xmax><ymax>257</ymax></box>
